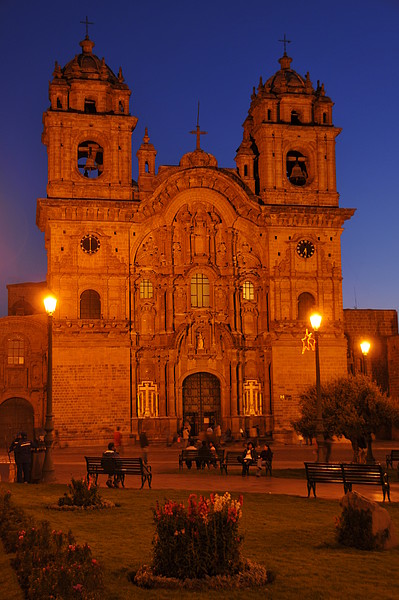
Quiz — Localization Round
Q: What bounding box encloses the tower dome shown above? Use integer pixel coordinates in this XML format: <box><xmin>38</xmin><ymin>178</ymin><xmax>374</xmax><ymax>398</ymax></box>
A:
<box><xmin>262</xmin><ymin>53</ymin><xmax>312</xmax><ymax>95</ymax></box>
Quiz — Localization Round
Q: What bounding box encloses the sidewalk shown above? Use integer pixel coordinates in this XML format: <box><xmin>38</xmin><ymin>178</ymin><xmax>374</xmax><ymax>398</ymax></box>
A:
<box><xmin>16</xmin><ymin>440</ymin><xmax>397</xmax><ymax>503</ymax></box>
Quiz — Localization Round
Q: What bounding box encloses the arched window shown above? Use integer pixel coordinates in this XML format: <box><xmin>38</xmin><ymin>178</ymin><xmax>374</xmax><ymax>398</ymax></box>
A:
<box><xmin>140</xmin><ymin>279</ymin><xmax>153</xmax><ymax>299</ymax></box>
<box><xmin>242</xmin><ymin>281</ymin><xmax>254</xmax><ymax>301</ymax></box>
<box><xmin>323</xmin><ymin>112</ymin><xmax>327</xmax><ymax>124</ymax></box>
<box><xmin>297</xmin><ymin>292</ymin><xmax>315</xmax><ymax>321</ymax></box>
<box><xmin>191</xmin><ymin>274</ymin><xmax>210</xmax><ymax>308</ymax></box>
<box><xmin>80</xmin><ymin>290</ymin><xmax>101</xmax><ymax>319</ymax></box>
<box><xmin>244</xmin><ymin>164</ymin><xmax>248</xmax><ymax>177</ymax></box>
<box><xmin>8</xmin><ymin>337</ymin><xmax>25</xmax><ymax>365</ymax></box>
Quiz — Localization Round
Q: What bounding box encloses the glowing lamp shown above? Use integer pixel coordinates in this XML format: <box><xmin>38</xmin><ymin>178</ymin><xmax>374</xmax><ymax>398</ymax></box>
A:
<box><xmin>360</xmin><ymin>341</ymin><xmax>371</xmax><ymax>357</ymax></box>
<box><xmin>310</xmin><ymin>312</ymin><xmax>322</xmax><ymax>331</ymax></box>
<box><xmin>44</xmin><ymin>295</ymin><xmax>57</xmax><ymax>315</ymax></box>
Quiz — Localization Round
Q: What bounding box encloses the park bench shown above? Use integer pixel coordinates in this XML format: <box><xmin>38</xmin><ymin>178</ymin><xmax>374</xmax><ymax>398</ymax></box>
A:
<box><xmin>220</xmin><ymin>451</ymin><xmax>255</xmax><ymax>475</ymax></box>
<box><xmin>305</xmin><ymin>462</ymin><xmax>390</xmax><ymax>502</ymax></box>
<box><xmin>304</xmin><ymin>462</ymin><xmax>345</xmax><ymax>498</ymax></box>
<box><xmin>341</xmin><ymin>463</ymin><xmax>390</xmax><ymax>502</ymax></box>
<box><xmin>85</xmin><ymin>456</ymin><xmax>152</xmax><ymax>489</ymax></box>
<box><xmin>386</xmin><ymin>450</ymin><xmax>399</xmax><ymax>473</ymax></box>
<box><xmin>178</xmin><ymin>448</ymin><xmax>224</xmax><ymax>470</ymax></box>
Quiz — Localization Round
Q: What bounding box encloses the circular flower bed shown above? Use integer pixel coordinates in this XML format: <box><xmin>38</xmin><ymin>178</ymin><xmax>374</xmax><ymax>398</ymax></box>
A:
<box><xmin>47</xmin><ymin>499</ymin><xmax>116</xmax><ymax>511</ymax></box>
<box><xmin>133</xmin><ymin>560</ymin><xmax>274</xmax><ymax>589</ymax></box>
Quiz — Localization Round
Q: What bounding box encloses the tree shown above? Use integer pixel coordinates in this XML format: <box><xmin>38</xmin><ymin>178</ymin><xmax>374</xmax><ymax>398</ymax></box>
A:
<box><xmin>292</xmin><ymin>374</ymin><xmax>399</xmax><ymax>462</ymax></box>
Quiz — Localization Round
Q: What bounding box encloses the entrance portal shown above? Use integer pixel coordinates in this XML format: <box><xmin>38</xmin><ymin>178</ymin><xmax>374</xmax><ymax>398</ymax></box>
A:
<box><xmin>0</xmin><ymin>397</ymin><xmax>34</xmax><ymax>451</ymax></box>
<box><xmin>182</xmin><ymin>372</ymin><xmax>221</xmax><ymax>436</ymax></box>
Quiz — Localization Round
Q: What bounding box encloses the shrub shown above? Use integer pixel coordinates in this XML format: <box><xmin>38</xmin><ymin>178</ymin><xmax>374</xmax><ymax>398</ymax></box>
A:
<box><xmin>58</xmin><ymin>477</ymin><xmax>103</xmax><ymax>508</ymax></box>
<box><xmin>152</xmin><ymin>492</ymin><xmax>244</xmax><ymax>579</ymax></box>
<box><xmin>335</xmin><ymin>505</ymin><xmax>389</xmax><ymax>550</ymax></box>
<box><xmin>0</xmin><ymin>490</ymin><xmax>33</xmax><ymax>552</ymax></box>
<box><xmin>0</xmin><ymin>491</ymin><xmax>104</xmax><ymax>599</ymax></box>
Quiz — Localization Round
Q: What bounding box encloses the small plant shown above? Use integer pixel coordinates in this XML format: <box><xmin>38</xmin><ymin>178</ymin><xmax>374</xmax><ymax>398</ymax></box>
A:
<box><xmin>58</xmin><ymin>477</ymin><xmax>103</xmax><ymax>508</ymax></box>
<box><xmin>151</xmin><ymin>492</ymin><xmax>244</xmax><ymax>579</ymax></box>
<box><xmin>335</xmin><ymin>505</ymin><xmax>389</xmax><ymax>550</ymax></box>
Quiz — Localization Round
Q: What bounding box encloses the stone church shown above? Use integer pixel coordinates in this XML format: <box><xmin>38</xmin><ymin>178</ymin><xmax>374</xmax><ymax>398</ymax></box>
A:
<box><xmin>1</xmin><ymin>34</ymin><xmax>398</xmax><ymax>446</ymax></box>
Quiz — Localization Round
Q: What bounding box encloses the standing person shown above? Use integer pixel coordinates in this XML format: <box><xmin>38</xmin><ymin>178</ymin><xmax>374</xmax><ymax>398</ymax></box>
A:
<box><xmin>139</xmin><ymin>430</ymin><xmax>149</xmax><ymax>465</ymax></box>
<box><xmin>15</xmin><ymin>432</ymin><xmax>34</xmax><ymax>483</ymax></box>
<box><xmin>113</xmin><ymin>426</ymin><xmax>123</xmax><ymax>454</ymax></box>
<box><xmin>182</xmin><ymin>424</ymin><xmax>190</xmax><ymax>449</ymax></box>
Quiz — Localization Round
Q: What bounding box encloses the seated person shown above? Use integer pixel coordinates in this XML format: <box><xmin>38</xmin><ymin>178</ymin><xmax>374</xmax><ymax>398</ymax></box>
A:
<box><xmin>208</xmin><ymin>441</ymin><xmax>218</xmax><ymax>468</ymax></box>
<box><xmin>185</xmin><ymin>439</ymin><xmax>198</xmax><ymax>469</ymax></box>
<box><xmin>239</xmin><ymin>442</ymin><xmax>257</xmax><ymax>477</ymax></box>
<box><xmin>196</xmin><ymin>440</ymin><xmax>211</xmax><ymax>469</ymax></box>
<box><xmin>256</xmin><ymin>444</ymin><xmax>273</xmax><ymax>477</ymax></box>
<box><xmin>102</xmin><ymin>442</ymin><xmax>122</xmax><ymax>488</ymax></box>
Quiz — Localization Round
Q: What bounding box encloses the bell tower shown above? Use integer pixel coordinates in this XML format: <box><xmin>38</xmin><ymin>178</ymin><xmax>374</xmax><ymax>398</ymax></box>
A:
<box><xmin>236</xmin><ymin>52</ymin><xmax>339</xmax><ymax>207</ymax></box>
<box><xmin>42</xmin><ymin>35</ymin><xmax>137</xmax><ymax>200</ymax></box>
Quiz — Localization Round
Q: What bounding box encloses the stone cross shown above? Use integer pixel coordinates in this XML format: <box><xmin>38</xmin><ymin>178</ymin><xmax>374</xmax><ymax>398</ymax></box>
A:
<box><xmin>80</xmin><ymin>16</ymin><xmax>94</xmax><ymax>38</ymax></box>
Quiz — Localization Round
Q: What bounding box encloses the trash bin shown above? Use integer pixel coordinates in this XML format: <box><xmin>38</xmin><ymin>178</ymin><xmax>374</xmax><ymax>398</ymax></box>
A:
<box><xmin>31</xmin><ymin>449</ymin><xmax>45</xmax><ymax>483</ymax></box>
<box><xmin>0</xmin><ymin>459</ymin><xmax>16</xmax><ymax>482</ymax></box>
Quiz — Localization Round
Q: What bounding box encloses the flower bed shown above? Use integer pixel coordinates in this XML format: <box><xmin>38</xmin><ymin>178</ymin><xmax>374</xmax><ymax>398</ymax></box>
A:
<box><xmin>134</xmin><ymin>492</ymin><xmax>273</xmax><ymax>589</ymax></box>
<box><xmin>0</xmin><ymin>490</ymin><xmax>105</xmax><ymax>599</ymax></box>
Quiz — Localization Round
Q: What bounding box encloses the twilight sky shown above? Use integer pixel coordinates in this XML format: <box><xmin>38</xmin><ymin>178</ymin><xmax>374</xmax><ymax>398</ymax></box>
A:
<box><xmin>0</xmin><ymin>0</ymin><xmax>398</xmax><ymax>317</ymax></box>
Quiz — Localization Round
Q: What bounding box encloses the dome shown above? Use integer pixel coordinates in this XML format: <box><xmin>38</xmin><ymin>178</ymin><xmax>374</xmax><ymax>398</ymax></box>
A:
<box><xmin>59</xmin><ymin>36</ymin><xmax>120</xmax><ymax>84</ymax></box>
<box><xmin>179</xmin><ymin>148</ymin><xmax>218</xmax><ymax>169</ymax></box>
<box><xmin>263</xmin><ymin>53</ymin><xmax>311</xmax><ymax>95</ymax></box>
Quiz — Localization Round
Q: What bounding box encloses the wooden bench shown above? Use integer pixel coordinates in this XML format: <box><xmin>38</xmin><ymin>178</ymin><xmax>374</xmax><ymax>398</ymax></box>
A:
<box><xmin>341</xmin><ymin>463</ymin><xmax>390</xmax><ymax>502</ymax></box>
<box><xmin>386</xmin><ymin>450</ymin><xmax>399</xmax><ymax>472</ymax></box>
<box><xmin>305</xmin><ymin>462</ymin><xmax>391</xmax><ymax>502</ymax></box>
<box><xmin>179</xmin><ymin>450</ymin><xmax>199</xmax><ymax>469</ymax></box>
<box><xmin>85</xmin><ymin>456</ymin><xmax>152</xmax><ymax>489</ymax></box>
<box><xmin>220</xmin><ymin>451</ymin><xmax>254</xmax><ymax>475</ymax></box>
<box><xmin>304</xmin><ymin>462</ymin><xmax>345</xmax><ymax>498</ymax></box>
<box><xmin>179</xmin><ymin>449</ymin><xmax>224</xmax><ymax>470</ymax></box>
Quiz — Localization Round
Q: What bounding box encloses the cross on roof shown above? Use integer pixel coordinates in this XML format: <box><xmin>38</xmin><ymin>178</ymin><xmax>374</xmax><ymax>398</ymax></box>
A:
<box><xmin>190</xmin><ymin>102</ymin><xmax>207</xmax><ymax>150</ymax></box>
<box><xmin>80</xmin><ymin>16</ymin><xmax>94</xmax><ymax>38</ymax></box>
<box><xmin>278</xmin><ymin>33</ymin><xmax>291</xmax><ymax>54</ymax></box>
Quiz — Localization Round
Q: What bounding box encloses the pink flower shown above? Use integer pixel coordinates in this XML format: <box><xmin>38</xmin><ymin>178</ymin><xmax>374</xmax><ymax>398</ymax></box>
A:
<box><xmin>92</xmin><ymin>559</ymin><xmax>98</xmax><ymax>565</ymax></box>
<box><xmin>73</xmin><ymin>584</ymin><xmax>83</xmax><ymax>592</ymax></box>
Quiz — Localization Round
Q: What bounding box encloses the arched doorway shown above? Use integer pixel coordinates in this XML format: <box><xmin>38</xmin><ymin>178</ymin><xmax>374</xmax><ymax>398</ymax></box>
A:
<box><xmin>182</xmin><ymin>372</ymin><xmax>221</xmax><ymax>436</ymax></box>
<box><xmin>0</xmin><ymin>398</ymin><xmax>34</xmax><ymax>451</ymax></box>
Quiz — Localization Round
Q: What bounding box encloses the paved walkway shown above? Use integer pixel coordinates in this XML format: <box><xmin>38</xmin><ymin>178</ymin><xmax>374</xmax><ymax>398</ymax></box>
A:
<box><xmin>5</xmin><ymin>439</ymin><xmax>395</xmax><ymax>503</ymax></box>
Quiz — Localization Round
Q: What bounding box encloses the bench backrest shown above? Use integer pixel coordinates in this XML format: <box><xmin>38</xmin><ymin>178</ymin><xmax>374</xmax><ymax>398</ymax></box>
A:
<box><xmin>390</xmin><ymin>450</ymin><xmax>399</xmax><ymax>460</ymax></box>
<box><xmin>85</xmin><ymin>456</ymin><xmax>143</xmax><ymax>474</ymax></box>
<box><xmin>341</xmin><ymin>463</ymin><xmax>386</xmax><ymax>484</ymax></box>
<box><xmin>304</xmin><ymin>463</ymin><xmax>344</xmax><ymax>482</ymax></box>
<box><xmin>181</xmin><ymin>450</ymin><xmax>199</xmax><ymax>459</ymax></box>
<box><xmin>225</xmin><ymin>452</ymin><xmax>241</xmax><ymax>463</ymax></box>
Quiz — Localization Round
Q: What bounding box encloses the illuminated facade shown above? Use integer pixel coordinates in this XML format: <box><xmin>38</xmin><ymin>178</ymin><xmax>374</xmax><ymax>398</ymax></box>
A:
<box><xmin>5</xmin><ymin>35</ymin><xmax>397</xmax><ymax>445</ymax></box>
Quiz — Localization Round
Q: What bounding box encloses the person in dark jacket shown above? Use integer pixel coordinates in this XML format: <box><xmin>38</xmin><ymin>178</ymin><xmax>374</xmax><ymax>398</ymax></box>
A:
<box><xmin>102</xmin><ymin>442</ymin><xmax>121</xmax><ymax>488</ymax></box>
<box><xmin>240</xmin><ymin>441</ymin><xmax>258</xmax><ymax>477</ymax></box>
<box><xmin>12</xmin><ymin>432</ymin><xmax>34</xmax><ymax>483</ymax></box>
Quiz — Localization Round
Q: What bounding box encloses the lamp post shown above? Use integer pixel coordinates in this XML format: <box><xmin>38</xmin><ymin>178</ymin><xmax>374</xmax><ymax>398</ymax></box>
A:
<box><xmin>42</xmin><ymin>295</ymin><xmax>57</xmax><ymax>483</ymax></box>
<box><xmin>360</xmin><ymin>340</ymin><xmax>375</xmax><ymax>464</ymax></box>
<box><xmin>310</xmin><ymin>312</ymin><xmax>326</xmax><ymax>462</ymax></box>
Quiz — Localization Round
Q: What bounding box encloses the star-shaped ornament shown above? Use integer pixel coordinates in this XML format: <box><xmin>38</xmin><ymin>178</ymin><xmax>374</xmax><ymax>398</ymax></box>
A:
<box><xmin>301</xmin><ymin>329</ymin><xmax>315</xmax><ymax>353</ymax></box>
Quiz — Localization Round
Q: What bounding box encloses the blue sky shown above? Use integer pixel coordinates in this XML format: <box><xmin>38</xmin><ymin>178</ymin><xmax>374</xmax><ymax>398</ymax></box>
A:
<box><xmin>0</xmin><ymin>0</ymin><xmax>398</xmax><ymax>316</ymax></box>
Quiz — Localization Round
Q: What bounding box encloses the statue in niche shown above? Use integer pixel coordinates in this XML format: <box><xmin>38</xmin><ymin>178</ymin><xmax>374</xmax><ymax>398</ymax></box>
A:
<box><xmin>172</xmin><ymin>241</ymin><xmax>183</xmax><ymax>265</ymax></box>
<box><xmin>217</xmin><ymin>240</ymin><xmax>227</xmax><ymax>265</ymax></box>
<box><xmin>196</xmin><ymin>331</ymin><xmax>204</xmax><ymax>350</ymax></box>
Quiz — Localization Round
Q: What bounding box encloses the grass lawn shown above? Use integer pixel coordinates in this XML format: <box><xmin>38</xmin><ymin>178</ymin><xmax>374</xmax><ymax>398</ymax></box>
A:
<box><xmin>1</xmin><ymin>482</ymin><xmax>399</xmax><ymax>599</ymax></box>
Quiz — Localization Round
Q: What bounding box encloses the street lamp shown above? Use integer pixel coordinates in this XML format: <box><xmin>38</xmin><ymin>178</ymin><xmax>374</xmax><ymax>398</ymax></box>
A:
<box><xmin>360</xmin><ymin>340</ymin><xmax>375</xmax><ymax>464</ymax></box>
<box><xmin>310</xmin><ymin>312</ymin><xmax>325</xmax><ymax>462</ymax></box>
<box><xmin>42</xmin><ymin>295</ymin><xmax>57</xmax><ymax>483</ymax></box>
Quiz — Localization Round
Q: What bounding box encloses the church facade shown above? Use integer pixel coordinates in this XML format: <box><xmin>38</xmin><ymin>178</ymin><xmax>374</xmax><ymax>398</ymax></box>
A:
<box><xmin>3</xmin><ymin>34</ymin><xmax>380</xmax><ymax>446</ymax></box>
